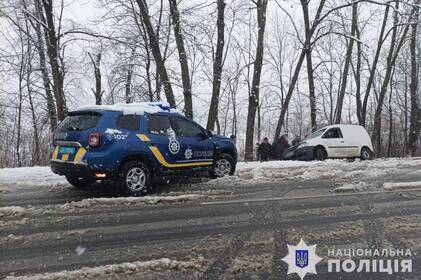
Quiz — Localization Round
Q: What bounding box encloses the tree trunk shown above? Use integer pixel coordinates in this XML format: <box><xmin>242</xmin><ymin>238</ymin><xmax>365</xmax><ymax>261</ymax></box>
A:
<box><xmin>136</xmin><ymin>0</ymin><xmax>176</xmax><ymax>107</ymax></box>
<box><xmin>244</xmin><ymin>0</ymin><xmax>268</xmax><ymax>161</ymax></box>
<box><xmin>301</xmin><ymin>0</ymin><xmax>317</xmax><ymax>132</ymax></box>
<box><xmin>361</xmin><ymin>5</ymin><xmax>390</xmax><ymax>126</ymax></box>
<box><xmin>353</xmin><ymin>25</ymin><xmax>363</xmax><ymax>125</ymax></box>
<box><xmin>407</xmin><ymin>0</ymin><xmax>420</xmax><ymax>156</ymax></box>
<box><xmin>125</xmin><ymin>67</ymin><xmax>133</xmax><ymax>103</ymax></box>
<box><xmin>207</xmin><ymin>0</ymin><xmax>225</xmax><ymax>130</ymax></box>
<box><xmin>32</xmin><ymin>0</ymin><xmax>57</xmax><ymax>131</ymax></box>
<box><xmin>88</xmin><ymin>53</ymin><xmax>103</xmax><ymax>105</ymax></box>
<box><xmin>168</xmin><ymin>0</ymin><xmax>192</xmax><ymax>118</ymax></box>
<box><xmin>335</xmin><ymin>1</ymin><xmax>358</xmax><ymax>124</ymax></box>
<box><xmin>40</xmin><ymin>0</ymin><xmax>68</xmax><ymax>121</ymax></box>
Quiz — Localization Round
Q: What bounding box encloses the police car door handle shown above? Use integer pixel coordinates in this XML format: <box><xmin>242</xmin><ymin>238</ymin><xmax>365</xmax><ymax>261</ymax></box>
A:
<box><xmin>150</xmin><ymin>142</ymin><xmax>157</xmax><ymax>146</ymax></box>
<box><xmin>340</xmin><ymin>141</ymin><xmax>345</xmax><ymax>143</ymax></box>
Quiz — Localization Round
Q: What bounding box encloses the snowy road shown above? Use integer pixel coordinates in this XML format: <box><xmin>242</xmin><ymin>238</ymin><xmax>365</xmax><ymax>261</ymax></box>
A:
<box><xmin>2</xmin><ymin>159</ymin><xmax>421</xmax><ymax>279</ymax></box>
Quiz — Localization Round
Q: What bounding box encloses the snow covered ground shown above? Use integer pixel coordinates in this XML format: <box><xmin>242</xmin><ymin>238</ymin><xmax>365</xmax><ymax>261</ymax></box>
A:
<box><xmin>3</xmin><ymin>158</ymin><xmax>421</xmax><ymax>279</ymax></box>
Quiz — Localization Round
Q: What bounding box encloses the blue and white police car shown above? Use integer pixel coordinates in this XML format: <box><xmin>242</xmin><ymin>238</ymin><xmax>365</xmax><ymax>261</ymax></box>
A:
<box><xmin>50</xmin><ymin>102</ymin><xmax>237</xmax><ymax>196</ymax></box>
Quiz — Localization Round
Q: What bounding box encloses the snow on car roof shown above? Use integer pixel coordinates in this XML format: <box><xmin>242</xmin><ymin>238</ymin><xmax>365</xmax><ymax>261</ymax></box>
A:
<box><xmin>73</xmin><ymin>102</ymin><xmax>180</xmax><ymax>115</ymax></box>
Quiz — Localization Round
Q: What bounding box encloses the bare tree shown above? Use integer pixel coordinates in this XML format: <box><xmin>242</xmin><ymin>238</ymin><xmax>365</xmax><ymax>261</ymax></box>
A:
<box><xmin>301</xmin><ymin>0</ymin><xmax>317</xmax><ymax>131</ymax></box>
<box><xmin>207</xmin><ymin>0</ymin><xmax>225</xmax><ymax>131</ymax></box>
<box><xmin>245</xmin><ymin>0</ymin><xmax>268</xmax><ymax>161</ymax></box>
<box><xmin>168</xmin><ymin>0</ymin><xmax>192</xmax><ymax>118</ymax></box>
<box><xmin>136</xmin><ymin>0</ymin><xmax>176</xmax><ymax>107</ymax></box>
<box><xmin>372</xmin><ymin>1</ymin><xmax>414</xmax><ymax>155</ymax></box>
<box><xmin>334</xmin><ymin>1</ymin><xmax>358</xmax><ymax>124</ymax></box>
<box><xmin>407</xmin><ymin>0</ymin><xmax>420</xmax><ymax>155</ymax></box>
<box><xmin>38</xmin><ymin>0</ymin><xmax>68</xmax><ymax>121</ymax></box>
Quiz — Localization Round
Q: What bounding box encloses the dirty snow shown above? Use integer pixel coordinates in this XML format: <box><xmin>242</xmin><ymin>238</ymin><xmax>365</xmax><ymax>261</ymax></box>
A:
<box><xmin>0</xmin><ymin>194</ymin><xmax>207</xmax><ymax>218</ymax></box>
<box><xmin>0</xmin><ymin>206</ymin><xmax>26</xmax><ymax>218</ymax></box>
<box><xmin>334</xmin><ymin>182</ymin><xmax>369</xmax><ymax>193</ymax></box>
<box><xmin>56</xmin><ymin>194</ymin><xmax>206</xmax><ymax>210</ymax></box>
<box><xmin>5</xmin><ymin>257</ymin><xmax>206</xmax><ymax>280</ymax></box>
<box><xmin>383</xmin><ymin>181</ymin><xmax>421</xmax><ymax>190</ymax></box>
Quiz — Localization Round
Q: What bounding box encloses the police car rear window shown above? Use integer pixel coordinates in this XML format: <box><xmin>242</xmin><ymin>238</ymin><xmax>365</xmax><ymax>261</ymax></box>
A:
<box><xmin>118</xmin><ymin>115</ymin><xmax>140</xmax><ymax>131</ymax></box>
<box><xmin>58</xmin><ymin>112</ymin><xmax>101</xmax><ymax>132</ymax></box>
<box><xmin>148</xmin><ymin>115</ymin><xmax>171</xmax><ymax>135</ymax></box>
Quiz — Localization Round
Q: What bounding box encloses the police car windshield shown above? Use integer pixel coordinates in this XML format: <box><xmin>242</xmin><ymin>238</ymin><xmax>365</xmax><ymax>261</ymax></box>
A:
<box><xmin>58</xmin><ymin>112</ymin><xmax>101</xmax><ymax>132</ymax></box>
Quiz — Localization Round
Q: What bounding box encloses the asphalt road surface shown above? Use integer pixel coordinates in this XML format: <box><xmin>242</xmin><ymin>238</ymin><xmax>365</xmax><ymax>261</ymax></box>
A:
<box><xmin>2</xmin><ymin>159</ymin><xmax>421</xmax><ymax>279</ymax></box>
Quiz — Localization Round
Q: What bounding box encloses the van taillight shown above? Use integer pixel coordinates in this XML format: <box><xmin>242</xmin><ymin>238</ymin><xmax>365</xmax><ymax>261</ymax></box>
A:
<box><xmin>89</xmin><ymin>132</ymin><xmax>101</xmax><ymax>147</ymax></box>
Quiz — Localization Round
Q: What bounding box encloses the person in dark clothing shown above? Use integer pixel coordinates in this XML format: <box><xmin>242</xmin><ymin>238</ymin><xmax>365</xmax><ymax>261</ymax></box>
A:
<box><xmin>258</xmin><ymin>137</ymin><xmax>272</xmax><ymax>161</ymax></box>
<box><xmin>272</xmin><ymin>135</ymin><xmax>290</xmax><ymax>160</ymax></box>
<box><xmin>292</xmin><ymin>136</ymin><xmax>301</xmax><ymax>146</ymax></box>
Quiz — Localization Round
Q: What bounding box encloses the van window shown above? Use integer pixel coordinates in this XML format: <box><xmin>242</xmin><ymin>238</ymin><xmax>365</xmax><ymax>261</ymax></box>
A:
<box><xmin>118</xmin><ymin>115</ymin><xmax>140</xmax><ymax>131</ymax></box>
<box><xmin>323</xmin><ymin>128</ymin><xmax>343</xmax><ymax>138</ymax></box>
<box><xmin>308</xmin><ymin>129</ymin><xmax>326</xmax><ymax>139</ymax></box>
<box><xmin>148</xmin><ymin>115</ymin><xmax>171</xmax><ymax>135</ymax></box>
<box><xmin>58</xmin><ymin>112</ymin><xmax>101</xmax><ymax>132</ymax></box>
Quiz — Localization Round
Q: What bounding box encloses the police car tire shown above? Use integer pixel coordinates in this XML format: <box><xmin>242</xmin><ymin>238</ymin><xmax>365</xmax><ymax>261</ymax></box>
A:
<box><xmin>65</xmin><ymin>176</ymin><xmax>93</xmax><ymax>189</ymax></box>
<box><xmin>121</xmin><ymin>161</ymin><xmax>151</xmax><ymax>196</ymax></box>
<box><xmin>210</xmin><ymin>154</ymin><xmax>236</xmax><ymax>179</ymax></box>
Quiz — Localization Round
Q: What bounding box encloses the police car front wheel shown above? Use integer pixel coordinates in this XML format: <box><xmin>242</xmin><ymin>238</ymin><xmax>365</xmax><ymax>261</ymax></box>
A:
<box><xmin>121</xmin><ymin>161</ymin><xmax>151</xmax><ymax>196</ymax></box>
<box><xmin>210</xmin><ymin>154</ymin><xmax>235</xmax><ymax>178</ymax></box>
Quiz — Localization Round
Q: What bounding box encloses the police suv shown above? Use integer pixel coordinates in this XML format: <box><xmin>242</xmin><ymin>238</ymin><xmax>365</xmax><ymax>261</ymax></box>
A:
<box><xmin>50</xmin><ymin>102</ymin><xmax>237</xmax><ymax>196</ymax></box>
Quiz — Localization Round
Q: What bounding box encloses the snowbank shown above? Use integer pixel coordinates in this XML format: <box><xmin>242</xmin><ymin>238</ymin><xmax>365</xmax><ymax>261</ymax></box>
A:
<box><xmin>225</xmin><ymin>158</ymin><xmax>421</xmax><ymax>184</ymax></box>
<box><xmin>0</xmin><ymin>166</ymin><xmax>67</xmax><ymax>189</ymax></box>
<box><xmin>5</xmin><ymin>257</ymin><xmax>206</xmax><ymax>280</ymax></box>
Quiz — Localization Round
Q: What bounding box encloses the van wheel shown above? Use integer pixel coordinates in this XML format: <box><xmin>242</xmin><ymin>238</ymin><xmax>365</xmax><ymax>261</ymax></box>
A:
<box><xmin>121</xmin><ymin>161</ymin><xmax>151</xmax><ymax>196</ymax></box>
<box><xmin>65</xmin><ymin>176</ymin><xmax>94</xmax><ymax>189</ymax></box>
<box><xmin>360</xmin><ymin>147</ymin><xmax>373</xmax><ymax>160</ymax></box>
<box><xmin>314</xmin><ymin>147</ymin><xmax>327</xmax><ymax>161</ymax></box>
<box><xmin>210</xmin><ymin>154</ymin><xmax>236</xmax><ymax>179</ymax></box>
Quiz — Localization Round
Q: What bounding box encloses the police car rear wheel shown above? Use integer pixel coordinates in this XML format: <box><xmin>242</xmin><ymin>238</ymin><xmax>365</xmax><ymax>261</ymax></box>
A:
<box><xmin>210</xmin><ymin>154</ymin><xmax>235</xmax><ymax>178</ymax></box>
<box><xmin>122</xmin><ymin>161</ymin><xmax>151</xmax><ymax>196</ymax></box>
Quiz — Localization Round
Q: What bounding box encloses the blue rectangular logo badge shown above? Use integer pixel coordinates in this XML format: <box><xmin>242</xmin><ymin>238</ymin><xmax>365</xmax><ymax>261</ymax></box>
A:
<box><xmin>296</xmin><ymin>250</ymin><xmax>309</xmax><ymax>268</ymax></box>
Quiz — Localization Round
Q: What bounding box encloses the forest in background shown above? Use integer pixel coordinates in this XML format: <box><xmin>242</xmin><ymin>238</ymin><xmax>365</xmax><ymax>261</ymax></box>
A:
<box><xmin>0</xmin><ymin>0</ymin><xmax>420</xmax><ymax>167</ymax></box>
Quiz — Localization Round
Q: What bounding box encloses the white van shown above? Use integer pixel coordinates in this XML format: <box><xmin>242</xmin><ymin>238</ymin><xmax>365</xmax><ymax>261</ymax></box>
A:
<box><xmin>290</xmin><ymin>124</ymin><xmax>374</xmax><ymax>161</ymax></box>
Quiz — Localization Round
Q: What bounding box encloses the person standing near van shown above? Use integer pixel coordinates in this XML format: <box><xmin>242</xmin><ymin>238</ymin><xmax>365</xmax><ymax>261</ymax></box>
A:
<box><xmin>258</xmin><ymin>137</ymin><xmax>272</xmax><ymax>161</ymax></box>
<box><xmin>272</xmin><ymin>135</ymin><xmax>290</xmax><ymax>160</ymax></box>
